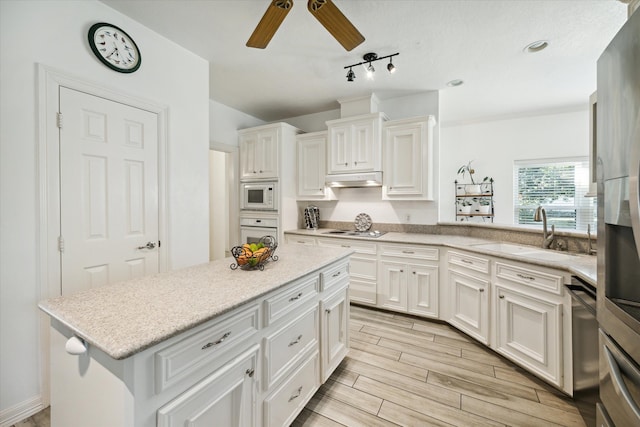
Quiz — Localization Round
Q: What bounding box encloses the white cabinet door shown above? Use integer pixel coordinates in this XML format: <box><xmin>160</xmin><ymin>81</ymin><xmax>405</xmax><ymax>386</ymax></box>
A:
<box><xmin>320</xmin><ymin>286</ymin><xmax>349</xmax><ymax>381</ymax></box>
<box><xmin>378</xmin><ymin>260</ymin><xmax>407</xmax><ymax>311</ymax></box>
<box><xmin>382</xmin><ymin>116</ymin><xmax>436</xmax><ymax>200</ymax></box>
<box><xmin>326</xmin><ymin>113</ymin><xmax>384</xmax><ymax>174</ymax></box>
<box><xmin>407</xmin><ymin>263</ymin><xmax>439</xmax><ymax>318</ymax></box>
<box><xmin>495</xmin><ymin>285</ymin><xmax>563</xmax><ymax>387</ymax></box>
<box><xmin>297</xmin><ymin>132</ymin><xmax>334</xmax><ymax>200</ymax></box>
<box><xmin>157</xmin><ymin>346</ymin><xmax>258</xmax><ymax>427</ymax></box>
<box><xmin>328</xmin><ymin>125</ymin><xmax>351</xmax><ymax>173</ymax></box>
<box><xmin>240</xmin><ymin>127</ymin><xmax>279</xmax><ymax>180</ymax></box>
<box><xmin>448</xmin><ymin>270</ymin><xmax>490</xmax><ymax>344</ymax></box>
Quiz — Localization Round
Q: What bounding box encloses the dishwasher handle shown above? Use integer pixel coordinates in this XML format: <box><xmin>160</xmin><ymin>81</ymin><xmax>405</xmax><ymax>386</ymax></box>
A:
<box><xmin>566</xmin><ymin>284</ymin><xmax>597</xmax><ymax>317</ymax></box>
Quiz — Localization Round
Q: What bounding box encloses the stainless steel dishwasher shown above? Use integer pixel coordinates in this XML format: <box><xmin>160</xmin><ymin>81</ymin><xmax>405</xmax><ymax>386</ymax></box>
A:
<box><xmin>567</xmin><ymin>276</ymin><xmax>599</xmax><ymax>391</ymax></box>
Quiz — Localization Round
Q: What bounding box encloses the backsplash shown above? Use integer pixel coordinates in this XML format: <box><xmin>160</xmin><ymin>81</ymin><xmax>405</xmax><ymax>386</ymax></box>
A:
<box><xmin>318</xmin><ymin>220</ymin><xmax>597</xmax><ymax>256</ymax></box>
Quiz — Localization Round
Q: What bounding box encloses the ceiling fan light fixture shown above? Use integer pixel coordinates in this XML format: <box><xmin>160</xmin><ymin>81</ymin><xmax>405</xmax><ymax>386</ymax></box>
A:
<box><xmin>366</xmin><ymin>62</ymin><xmax>375</xmax><ymax>79</ymax></box>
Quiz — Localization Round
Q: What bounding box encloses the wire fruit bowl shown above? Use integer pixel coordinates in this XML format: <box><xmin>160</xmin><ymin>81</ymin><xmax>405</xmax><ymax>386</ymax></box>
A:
<box><xmin>230</xmin><ymin>236</ymin><xmax>278</xmax><ymax>271</ymax></box>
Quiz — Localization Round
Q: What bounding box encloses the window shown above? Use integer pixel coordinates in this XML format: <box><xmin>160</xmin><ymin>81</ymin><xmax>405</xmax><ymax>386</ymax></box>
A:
<box><xmin>514</xmin><ymin>158</ymin><xmax>596</xmax><ymax>232</ymax></box>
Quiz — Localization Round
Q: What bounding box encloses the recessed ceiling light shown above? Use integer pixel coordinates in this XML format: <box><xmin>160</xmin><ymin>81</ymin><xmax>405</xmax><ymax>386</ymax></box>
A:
<box><xmin>447</xmin><ymin>79</ymin><xmax>464</xmax><ymax>87</ymax></box>
<box><xmin>524</xmin><ymin>40</ymin><xmax>549</xmax><ymax>53</ymax></box>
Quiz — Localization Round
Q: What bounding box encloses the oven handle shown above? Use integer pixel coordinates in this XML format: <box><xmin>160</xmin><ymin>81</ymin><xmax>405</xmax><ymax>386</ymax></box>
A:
<box><xmin>565</xmin><ymin>284</ymin><xmax>597</xmax><ymax>317</ymax></box>
<box><xmin>603</xmin><ymin>343</ymin><xmax>640</xmax><ymax>420</ymax></box>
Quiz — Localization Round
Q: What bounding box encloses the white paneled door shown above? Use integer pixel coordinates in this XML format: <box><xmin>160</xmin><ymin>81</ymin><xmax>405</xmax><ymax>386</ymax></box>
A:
<box><xmin>59</xmin><ymin>87</ymin><xmax>159</xmax><ymax>296</ymax></box>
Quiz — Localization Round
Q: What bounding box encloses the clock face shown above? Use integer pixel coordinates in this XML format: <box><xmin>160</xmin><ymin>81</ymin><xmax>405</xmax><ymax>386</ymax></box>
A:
<box><xmin>88</xmin><ymin>23</ymin><xmax>141</xmax><ymax>73</ymax></box>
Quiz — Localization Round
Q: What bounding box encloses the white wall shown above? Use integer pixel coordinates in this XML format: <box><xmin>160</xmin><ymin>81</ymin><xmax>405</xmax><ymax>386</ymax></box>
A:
<box><xmin>440</xmin><ymin>108</ymin><xmax>590</xmax><ymax>224</ymax></box>
<box><xmin>0</xmin><ymin>0</ymin><xmax>209</xmax><ymax>422</ymax></box>
<box><xmin>209</xmin><ymin>151</ymin><xmax>227</xmax><ymax>260</ymax></box>
<box><xmin>209</xmin><ymin>99</ymin><xmax>265</xmax><ymax>147</ymax></box>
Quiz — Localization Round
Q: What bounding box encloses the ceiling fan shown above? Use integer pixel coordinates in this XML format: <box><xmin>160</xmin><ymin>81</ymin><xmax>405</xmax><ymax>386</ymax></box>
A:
<box><xmin>247</xmin><ymin>0</ymin><xmax>365</xmax><ymax>51</ymax></box>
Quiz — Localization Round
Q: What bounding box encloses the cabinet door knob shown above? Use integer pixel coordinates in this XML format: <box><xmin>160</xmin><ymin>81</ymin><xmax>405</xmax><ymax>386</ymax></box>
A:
<box><xmin>245</xmin><ymin>368</ymin><xmax>255</xmax><ymax>377</ymax></box>
<box><xmin>479</xmin><ymin>288</ymin><xmax>485</xmax><ymax>293</ymax></box>
<box><xmin>400</xmin><ymin>269</ymin><xmax>404</xmax><ymax>273</ymax></box>
<box><xmin>412</xmin><ymin>271</ymin><xmax>416</xmax><ymax>274</ymax></box>
<box><xmin>325</xmin><ymin>308</ymin><xmax>332</xmax><ymax>314</ymax></box>
<box><xmin>344</xmin><ymin>162</ymin><xmax>348</xmax><ymax>166</ymax></box>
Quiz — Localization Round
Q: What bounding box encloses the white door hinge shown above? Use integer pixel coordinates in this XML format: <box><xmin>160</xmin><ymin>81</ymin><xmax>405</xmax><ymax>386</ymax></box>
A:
<box><xmin>58</xmin><ymin>236</ymin><xmax>65</xmax><ymax>252</ymax></box>
<box><xmin>56</xmin><ymin>112</ymin><xmax>63</xmax><ymax>129</ymax></box>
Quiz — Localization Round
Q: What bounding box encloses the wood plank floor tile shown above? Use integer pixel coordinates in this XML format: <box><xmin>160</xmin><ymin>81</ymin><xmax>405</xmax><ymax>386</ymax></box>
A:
<box><xmin>350</xmin><ymin>338</ymin><xmax>402</xmax><ymax>361</ymax></box>
<box><xmin>536</xmin><ymin>389</ymin><xmax>583</xmax><ymax>414</ymax></box>
<box><xmin>304</xmin><ymin>394</ymin><xmax>399</xmax><ymax>427</ymax></box>
<box><xmin>359</xmin><ymin>325</ymin><xmax>436</xmax><ymax>349</ymax></box>
<box><xmin>461</xmin><ymin>395</ymin><xmax>581</xmax><ymax>427</ymax></box>
<box><xmin>428</xmin><ymin>371</ymin><xmax>587</xmax><ymax>426</ymax></box>
<box><xmin>340</xmin><ymin>357</ymin><xmax>461</xmax><ymax>408</ymax></box>
<box><xmin>493</xmin><ymin>364</ymin><xmax>554</xmax><ymax>389</ymax></box>
<box><xmin>326</xmin><ymin>364</ymin><xmax>359</xmax><ymax>387</ymax></box>
<box><xmin>291</xmin><ymin>408</ymin><xmax>347</xmax><ymax>427</ymax></box>
<box><xmin>433</xmin><ymin>334</ymin><xmax>488</xmax><ymax>352</ymax></box>
<box><xmin>316</xmin><ymin>379</ymin><xmax>384</xmax><ymax>415</ymax></box>
<box><xmin>347</xmin><ymin>348</ymin><xmax>429</xmax><ymax>381</ymax></box>
<box><xmin>376</xmin><ymin>400</ymin><xmax>457</xmax><ymax>427</ymax></box>
<box><xmin>349</xmin><ymin>329</ymin><xmax>381</xmax><ymax>344</ymax></box>
<box><xmin>410</xmin><ymin>320</ymin><xmax>477</xmax><ymax>343</ymax></box>
<box><xmin>461</xmin><ymin>348</ymin><xmax>514</xmax><ymax>368</ymax></box>
<box><xmin>354</xmin><ymin>376</ymin><xmax>505</xmax><ymax>427</ymax></box>
<box><xmin>377</xmin><ymin>336</ymin><xmax>462</xmax><ymax>357</ymax></box>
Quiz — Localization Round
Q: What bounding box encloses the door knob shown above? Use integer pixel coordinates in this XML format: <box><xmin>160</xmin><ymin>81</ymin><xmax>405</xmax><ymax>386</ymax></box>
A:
<box><xmin>137</xmin><ymin>242</ymin><xmax>156</xmax><ymax>250</ymax></box>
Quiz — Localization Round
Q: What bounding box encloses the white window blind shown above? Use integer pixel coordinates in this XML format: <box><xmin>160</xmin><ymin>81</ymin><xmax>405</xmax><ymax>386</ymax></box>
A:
<box><xmin>513</xmin><ymin>158</ymin><xmax>596</xmax><ymax>232</ymax></box>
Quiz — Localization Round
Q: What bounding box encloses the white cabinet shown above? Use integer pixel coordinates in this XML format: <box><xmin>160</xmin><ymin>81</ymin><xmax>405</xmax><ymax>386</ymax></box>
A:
<box><xmin>317</xmin><ymin>237</ymin><xmax>378</xmax><ymax>305</ymax></box>
<box><xmin>447</xmin><ymin>251</ymin><xmax>491</xmax><ymax>345</ymax></box>
<box><xmin>493</xmin><ymin>260</ymin><xmax>566</xmax><ymax>388</ymax></box>
<box><xmin>320</xmin><ymin>285</ymin><xmax>349</xmax><ymax>382</ymax></box>
<box><xmin>378</xmin><ymin>244</ymin><xmax>439</xmax><ymax>318</ymax></box>
<box><xmin>296</xmin><ymin>131</ymin><xmax>335</xmax><ymax>200</ymax></box>
<box><xmin>157</xmin><ymin>345</ymin><xmax>258</xmax><ymax>427</ymax></box>
<box><xmin>382</xmin><ymin>116</ymin><xmax>437</xmax><ymax>200</ymax></box>
<box><xmin>494</xmin><ymin>285</ymin><xmax>563</xmax><ymax>388</ymax></box>
<box><xmin>239</xmin><ymin>125</ymin><xmax>279</xmax><ymax>180</ymax></box>
<box><xmin>239</xmin><ymin>122</ymin><xmax>301</xmax><ymax>181</ymax></box>
<box><xmin>326</xmin><ymin>113</ymin><xmax>386</xmax><ymax>174</ymax></box>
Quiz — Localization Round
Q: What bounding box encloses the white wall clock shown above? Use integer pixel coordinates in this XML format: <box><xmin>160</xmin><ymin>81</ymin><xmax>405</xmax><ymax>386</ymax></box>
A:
<box><xmin>88</xmin><ymin>22</ymin><xmax>141</xmax><ymax>73</ymax></box>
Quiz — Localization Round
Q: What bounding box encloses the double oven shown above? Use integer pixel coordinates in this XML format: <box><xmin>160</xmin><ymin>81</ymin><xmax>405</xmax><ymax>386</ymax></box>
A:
<box><xmin>240</xmin><ymin>181</ymin><xmax>279</xmax><ymax>245</ymax></box>
<box><xmin>596</xmin><ymin>10</ymin><xmax>640</xmax><ymax>426</ymax></box>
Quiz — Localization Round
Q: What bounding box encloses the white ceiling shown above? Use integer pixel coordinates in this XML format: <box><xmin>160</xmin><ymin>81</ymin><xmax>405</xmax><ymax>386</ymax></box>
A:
<box><xmin>101</xmin><ymin>0</ymin><xmax>627</xmax><ymax>124</ymax></box>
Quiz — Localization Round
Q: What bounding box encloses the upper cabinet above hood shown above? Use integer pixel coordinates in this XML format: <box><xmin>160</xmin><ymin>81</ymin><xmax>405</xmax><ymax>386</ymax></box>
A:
<box><xmin>325</xmin><ymin>172</ymin><xmax>382</xmax><ymax>188</ymax></box>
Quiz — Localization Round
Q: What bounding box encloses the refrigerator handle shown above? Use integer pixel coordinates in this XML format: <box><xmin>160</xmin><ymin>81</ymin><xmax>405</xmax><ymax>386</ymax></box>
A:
<box><xmin>629</xmin><ymin>122</ymin><xmax>640</xmax><ymax>261</ymax></box>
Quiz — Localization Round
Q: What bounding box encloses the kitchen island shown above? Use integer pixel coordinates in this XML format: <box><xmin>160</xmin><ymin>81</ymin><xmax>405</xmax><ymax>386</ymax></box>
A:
<box><xmin>39</xmin><ymin>245</ymin><xmax>353</xmax><ymax>427</ymax></box>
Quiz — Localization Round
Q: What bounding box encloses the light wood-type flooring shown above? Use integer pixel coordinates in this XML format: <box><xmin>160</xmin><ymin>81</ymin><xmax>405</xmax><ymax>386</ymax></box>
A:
<box><xmin>292</xmin><ymin>304</ymin><xmax>595</xmax><ymax>427</ymax></box>
<box><xmin>13</xmin><ymin>305</ymin><xmax>595</xmax><ymax>427</ymax></box>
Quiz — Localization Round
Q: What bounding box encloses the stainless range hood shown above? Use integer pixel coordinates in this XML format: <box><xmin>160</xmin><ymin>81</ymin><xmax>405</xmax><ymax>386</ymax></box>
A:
<box><xmin>325</xmin><ymin>171</ymin><xmax>382</xmax><ymax>188</ymax></box>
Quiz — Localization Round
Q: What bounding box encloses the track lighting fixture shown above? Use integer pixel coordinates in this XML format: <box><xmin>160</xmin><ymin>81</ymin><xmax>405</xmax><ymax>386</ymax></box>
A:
<box><xmin>344</xmin><ymin>52</ymin><xmax>399</xmax><ymax>82</ymax></box>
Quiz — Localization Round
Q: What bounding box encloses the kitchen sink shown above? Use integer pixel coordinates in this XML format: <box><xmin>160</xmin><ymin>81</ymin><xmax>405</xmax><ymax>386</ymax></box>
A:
<box><xmin>321</xmin><ymin>230</ymin><xmax>387</xmax><ymax>238</ymax></box>
<box><xmin>470</xmin><ymin>242</ymin><xmax>580</xmax><ymax>261</ymax></box>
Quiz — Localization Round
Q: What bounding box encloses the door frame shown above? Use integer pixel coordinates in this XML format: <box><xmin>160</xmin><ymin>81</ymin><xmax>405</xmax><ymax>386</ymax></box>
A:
<box><xmin>210</xmin><ymin>141</ymin><xmax>240</xmax><ymax>256</ymax></box>
<box><xmin>36</xmin><ymin>63</ymin><xmax>169</xmax><ymax>404</ymax></box>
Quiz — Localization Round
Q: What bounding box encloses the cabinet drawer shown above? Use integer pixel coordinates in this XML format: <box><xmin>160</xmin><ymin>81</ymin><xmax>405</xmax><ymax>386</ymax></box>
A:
<box><xmin>286</xmin><ymin>235</ymin><xmax>316</xmax><ymax>246</ymax></box>
<box><xmin>263</xmin><ymin>351</ymin><xmax>320</xmax><ymax>427</ymax></box>
<box><xmin>263</xmin><ymin>306</ymin><xmax>318</xmax><ymax>390</ymax></box>
<box><xmin>495</xmin><ymin>262</ymin><xmax>564</xmax><ymax>295</ymax></box>
<box><xmin>320</xmin><ymin>260</ymin><xmax>349</xmax><ymax>292</ymax></box>
<box><xmin>380</xmin><ymin>244</ymin><xmax>439</xmax><ymax>261</ymax></box>
<box><xmin>264</xmin><ymin>275</ymin><xmax>318</xmax><ymax>326</ymax></box>
<box><xmin>317</xmin><ymin>237</ymin><xmax>377</xmax><ymax>255</ymax></box>
<box><xmin>448</xmin><ymin>250</ymin><xmax>490</xmax><ymax>275</ymax></box>
<box><xmin>155</xmin><ymin>304</ymin><xmax>259</xmax><ymax>393</ymax></box>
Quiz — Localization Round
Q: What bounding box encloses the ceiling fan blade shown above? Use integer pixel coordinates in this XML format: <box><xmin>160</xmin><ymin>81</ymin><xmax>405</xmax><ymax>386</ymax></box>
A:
<box><xmin>307</xmin><ymin>0</ymin><xmax>365</xmax><ymax>51</ymax></box>
<box><xmin>247</xmin><ymin>0</ymin><xmax>294</xmax><ymax>49</ymax></box>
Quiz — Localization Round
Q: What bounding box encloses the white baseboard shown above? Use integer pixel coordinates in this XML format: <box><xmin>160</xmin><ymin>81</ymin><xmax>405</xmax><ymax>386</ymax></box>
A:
<box><xmin>0</xmin><ymin>395</ymin><xmax>45</xmax><ymax>427</ymax></box>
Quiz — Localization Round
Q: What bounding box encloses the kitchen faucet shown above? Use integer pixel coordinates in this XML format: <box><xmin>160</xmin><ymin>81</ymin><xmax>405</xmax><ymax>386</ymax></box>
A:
<box><xmin>534</xmin><ymin>206</ymin><xmax>555</xmax><ymax>249</ymax></box>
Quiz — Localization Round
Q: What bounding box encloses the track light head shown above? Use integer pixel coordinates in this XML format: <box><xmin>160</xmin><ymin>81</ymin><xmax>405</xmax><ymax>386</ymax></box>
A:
<box><xmin>387</xmin><ymin>58</ymin><xmax>396</xmax><ymax>73</ymax></box>
<box><xmin>346</xmin><ymin>68</ymin><xmax>355</xmax><ymax>82</ymax></box>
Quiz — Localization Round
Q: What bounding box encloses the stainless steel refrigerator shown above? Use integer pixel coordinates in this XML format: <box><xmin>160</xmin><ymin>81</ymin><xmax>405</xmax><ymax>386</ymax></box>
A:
<box><xmin>596</xmin><ymin>8</ymin><xmax>640</xmax><ymax>427</ymax></box>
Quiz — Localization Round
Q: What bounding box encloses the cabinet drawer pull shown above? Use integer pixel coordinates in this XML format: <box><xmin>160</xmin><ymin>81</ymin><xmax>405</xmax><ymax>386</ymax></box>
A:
<box><xmin>288</xmin><ymin>334</ymin><xmax>303</xmax><ymax>347</ymax></box>
<box><xmin>289</xmin><ymin>292</ymin><xmax>303</xmax><ymax>302</ymax></box>
<box><xmin>517</xmin><ymin>273</ymin><xmax>536</xmax><ymax>281</ymax></box>
<box><xmin>245</xmin><ymin>368</ymin><xmax>255</xmax><ymax>377</ymax></box>
<box><xmin>332</xmin><ymin>271</ymin><xmax>341</xmax><ymax>278</ymax></box>
<box><xmin>201</xmin><ymin>332</ymin><xmax>231</xmax><ymax>350</ymax></box>
<box><xmin>341</xmin><ymin>245</ymin><xmax>351</xmax><ymax>248</ymax></box>
<box><xmin>479</xmin><ymin>288</ymin><xmax>485</xmax><ymax>293</ymax></box>
<box><xmin>461</xmin><ymin>259</ymin><xmax>473</xmax><ymax>264</ymax></box>
<box><xmin>402</xmin><ymin>250</ymin><xmax>415</xmax><ymax>254</ymax></box>
<box><xmin>288</xmin><ymin>386</ymin><xmax>303</xmax><ymax>402</ymax></box>
<box><xmin>499</xmin><ymin>294</ymin><xmax>505</xmax><ymax>299</ymax></box>
<box><xmin>297</xmin><ymin>240</ymin><xmax>306</xmax><ymax>244</ymax></box>
<box><xmin>325</xmin><ymin>308</ymin><xmax>332</xmax><ymax>314</ymax></box>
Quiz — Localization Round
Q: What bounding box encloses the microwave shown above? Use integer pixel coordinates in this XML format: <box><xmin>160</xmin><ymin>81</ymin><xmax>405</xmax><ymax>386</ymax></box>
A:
<box><xmin>241</xmin><ymin>182</ymin><xmax>277</xmax><ymax>210</ymax></box>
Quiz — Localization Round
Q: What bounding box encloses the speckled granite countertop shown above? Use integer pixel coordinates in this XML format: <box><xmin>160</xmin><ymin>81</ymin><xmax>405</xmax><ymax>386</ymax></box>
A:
<box><xmin>286</xmin><ymin>229</ymin><xmax>597</xmax><ymax>286</ymax></box>
<box><xmin>38</xmin><ymin>245</ymin><xmax>352</xmax><ymax>360</ymax></box>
